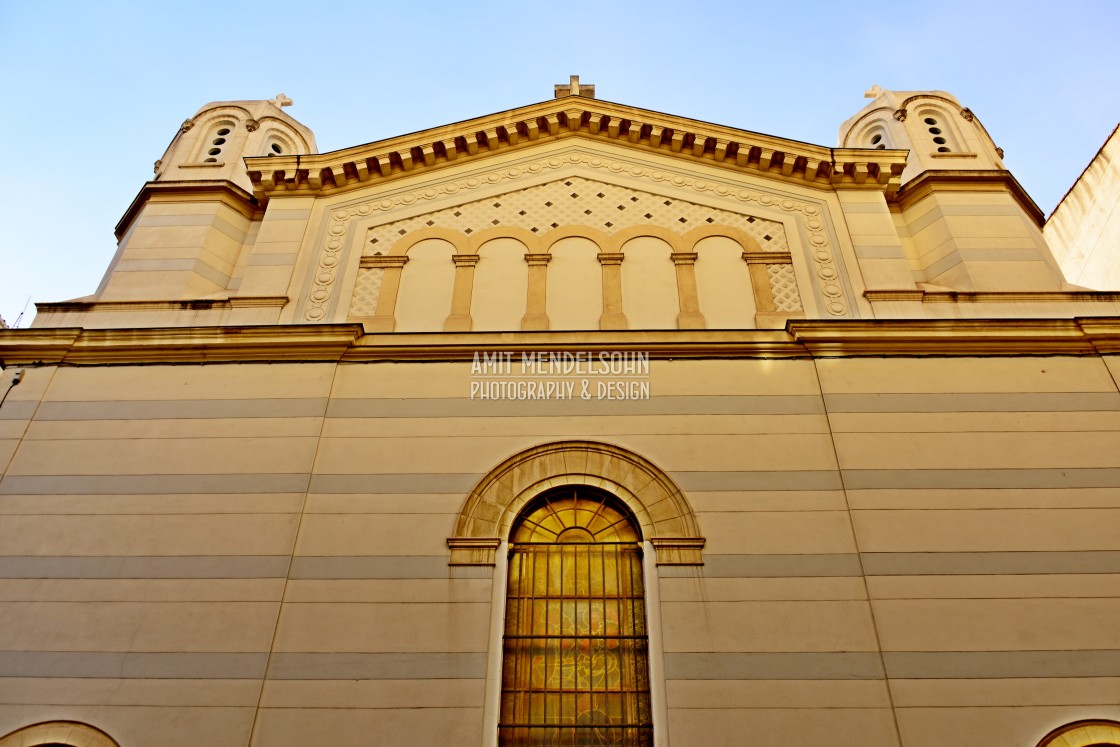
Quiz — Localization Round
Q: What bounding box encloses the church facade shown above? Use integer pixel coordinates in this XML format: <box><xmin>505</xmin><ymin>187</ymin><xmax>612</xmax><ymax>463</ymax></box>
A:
<box><xmin>1</xmin><ymin>80</ymin><xmax>1119</xmax><ymax>747</ymax></box>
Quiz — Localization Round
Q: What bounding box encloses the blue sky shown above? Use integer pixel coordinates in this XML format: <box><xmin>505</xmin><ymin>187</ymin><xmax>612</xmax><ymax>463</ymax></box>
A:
<box><xmin>1</xmin><ymin>0</ymin><xmax>1118</xmax><ymax>326</ymax></box>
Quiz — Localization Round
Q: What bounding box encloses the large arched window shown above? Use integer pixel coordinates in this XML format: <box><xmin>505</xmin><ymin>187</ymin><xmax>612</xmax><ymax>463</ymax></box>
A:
<box><xmin>499</xmin><ymin>486</ymin><xmax>653</xmax><ymax>746</ymax></box>
<box><xmin>1037</xmin><ymin>719</ymin><xmax>1120</xmax><ymax>747</ymax></box>
<box><xmin>0</xmin><ymin>721</ymin><xmax>120</xmax><ymax>747</ymax></box>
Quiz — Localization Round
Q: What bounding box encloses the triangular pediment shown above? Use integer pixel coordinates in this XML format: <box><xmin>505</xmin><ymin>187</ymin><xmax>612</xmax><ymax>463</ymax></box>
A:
<box><xmin>246</xmin><ymin>96</ymin><xmax>906</xmax><ymax>201</ymax></box>
<box><xmin>294</xmin><ymin>146</ymin><xmax>853</xmax><ymax>327</ymax></box>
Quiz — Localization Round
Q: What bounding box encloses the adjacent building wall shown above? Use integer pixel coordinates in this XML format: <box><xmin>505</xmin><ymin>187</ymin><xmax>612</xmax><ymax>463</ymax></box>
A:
<box><xmin>1046</xmin><ymin>125</ymin><xmax>1120</xmax><ymax>290</ymax></box>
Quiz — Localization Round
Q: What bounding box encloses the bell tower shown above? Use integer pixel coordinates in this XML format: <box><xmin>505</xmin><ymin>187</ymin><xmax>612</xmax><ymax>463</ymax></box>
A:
<box><xmin>94</xmin><ymin>97</ymin><xmax>317</xmax><ymax>303</ymax></box>
<box><xmin>153</xmin><ymin>94</ymin><xmax>315</xmax><ymax>193</ymax></box>
<box><xmin>837</xmin><ymin>87</ymin><xmax>1071</xmax><ymax>292</ymax></box>
<box><xmin>839</xmin><ymin>87</ymin><xmax>1006</xmax><ymax>182</ymax></box>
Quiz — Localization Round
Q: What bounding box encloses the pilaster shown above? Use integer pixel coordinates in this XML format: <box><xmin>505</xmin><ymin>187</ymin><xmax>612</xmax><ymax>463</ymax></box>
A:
<box><xmin>521</xmin><ymin>253</ymin><xmax>552</xmax><ymax>331</ymax></box>
<box><xmin>597</xmin><ymin>252</ymin><xmax>628</xmax><ymax>330</ymax></box>
<box><xmin>670</xmin><ymin>252</ymin><xmax>705</xmax><ymax>329</ymax></box>
<box><xmin>444</xmin><ymin>254</ymin><xmax>481</xmax><ymax>332</ymax></box>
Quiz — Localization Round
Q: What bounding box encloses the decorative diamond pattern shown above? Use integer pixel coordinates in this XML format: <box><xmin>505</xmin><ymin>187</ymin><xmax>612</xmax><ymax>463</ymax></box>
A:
<box><xmin>349</xmin><ymin>267</ymin><xmax>385</xmax><ymax>316</ymax></box>
<box><xmin>768</xmin><ymin>264</ymin><xmax>803</xmax><ymax>312</ymax></box>
<box><xmin>363</xmin><ymin>177</ymin><xmax>788</xmax><ymax>253</ymax></box>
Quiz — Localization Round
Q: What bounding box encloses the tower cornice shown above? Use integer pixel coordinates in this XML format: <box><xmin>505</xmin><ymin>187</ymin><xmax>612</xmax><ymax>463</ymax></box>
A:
<box><xmin>114</xmin><ymin>180</ymin><xmax>261</xmax><ymax>240</ymax></box>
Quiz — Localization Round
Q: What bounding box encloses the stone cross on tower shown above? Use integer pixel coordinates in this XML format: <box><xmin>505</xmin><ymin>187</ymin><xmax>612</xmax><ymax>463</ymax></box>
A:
<box><xmin>554</xmin><ymin>75</ymin><xmax>595</xmax><ymax>99</ymax></box>
<box><xmin>269</xmin><ymin>93</ymin><xmax>293</xmax><ymax>108</ymax></box>
<box><xmin>863</xmin><ymin>84</ymin><xmax>884</xmax><ymax>99</ymax></box>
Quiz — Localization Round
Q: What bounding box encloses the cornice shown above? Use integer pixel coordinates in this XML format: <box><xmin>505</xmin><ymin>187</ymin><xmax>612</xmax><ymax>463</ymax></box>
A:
<box><xmin>114</xmin><ymin>180</ymin><xmax>261</xmax><ymax>240</ymax></box>
<box><xmin>0</xmin><ymin>329</ymin><xmax>83</xmax><ymax>365</ymax></box>
<box><xmin>36</xmin><ymin>296</ymin><xmax>289</xmax><ymax>315</ymax></box>
<box><xmin>244</xmin><ymin>98</ymin><xmax>907</xmax><ymax>203</ymax></box>
<box><xmin>891</xmin><ymin>170</ymin><xmax>1045</xmax><ymax>227</ymax></box>
<box><xmin>1073</xmin><ymin>318</ymin><xmax>1120</xmax><ymax>354</ymax></box>
<box><xmin>340</xmin><ymin>330</ymin><xmax>805</xmax><ymax>361</ymax></box>
<box><xmin>0</xmin><ymin>325</ymin><xmax>361</xmax><ymax>366</ymax></box>
<box><xmin>865</xmin><ymin>289</ymin><xmax>1120</xmax><ymax>305</ymax></box>
<box><xmin>3</xmin><ymin>320</ymin><xmax>1120</xmax><ymax>366</ymax></box>
<box><xmin>787</xmin><ymin>319</ymin><xmax>1101</xmax><ymax>356</ymax></box>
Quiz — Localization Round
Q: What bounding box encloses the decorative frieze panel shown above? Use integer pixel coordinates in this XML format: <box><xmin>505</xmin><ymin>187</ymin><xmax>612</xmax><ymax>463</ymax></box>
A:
<box><xmin>362</xmin><ymin>176</ymin><xmax>788</xmax><ymax>254</ymax></box>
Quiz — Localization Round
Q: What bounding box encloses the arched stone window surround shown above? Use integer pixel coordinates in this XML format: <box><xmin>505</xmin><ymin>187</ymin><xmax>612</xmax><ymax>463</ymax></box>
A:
<box><xmin>260</xmin><ymin>127</ymin><xmax>298</xmax><ymax>158</ymax></box>
<box><xmin>188</xmin><ymin>106</ymin><xmax>252</xmax><ymax>163</ymax></box>
<box><xmin>1037</xmin><ymin>719</ymin><xmax>1120</xmax><ymax>747</ymax></box>
<box><xmin>252</xmin><ymin>115</ymin><xmax>314</xmax><ymax>153</ymax></box>
<box><xmin>911</xmin><ymin>101</ymin><xmax>965</xmax><ymax>153</ymax></box>
<box><xmin>193</xmin><ymin>117</ymin><xmax>239</xmax><ymax>163</ymax></box>
<box><xmin>0</xmin><ymin>721</ymin><xmax>119</xmax><ymax>747</ymax></box>
<box><xmin>448</xmin><ymin>440</ymin><xmax>704</xmax><ymax>566</ymax></box>
<box><xmin>838</xmin><ymin>105</ymin><xmax>894</xmax><ymax>148</ymax></box>
<box><xmin>853</xmin><ymin>119</ymin><xmax>894</xmax><ymax>150</ymax></box>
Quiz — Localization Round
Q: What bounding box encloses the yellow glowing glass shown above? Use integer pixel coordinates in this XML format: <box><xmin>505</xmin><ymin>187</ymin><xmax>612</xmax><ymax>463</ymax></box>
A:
<box><xmin>500</xmin><ymin>487</ymin><xmax>652</xmax><ymax>746</ymax></box>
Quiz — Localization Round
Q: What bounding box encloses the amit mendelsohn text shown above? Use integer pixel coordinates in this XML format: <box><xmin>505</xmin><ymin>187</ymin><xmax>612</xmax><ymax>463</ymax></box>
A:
<box><xmin>471</xmin><ymin>351</ymin><xmax>650</xmax><ymax>376</ymax></box>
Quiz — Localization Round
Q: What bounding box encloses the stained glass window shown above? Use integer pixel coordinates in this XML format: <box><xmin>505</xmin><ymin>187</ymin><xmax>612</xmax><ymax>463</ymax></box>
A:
<box><xmin>499</xmin><ymin>487</ymin><xmax>653</xmax><ymax>746</ymax></box>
